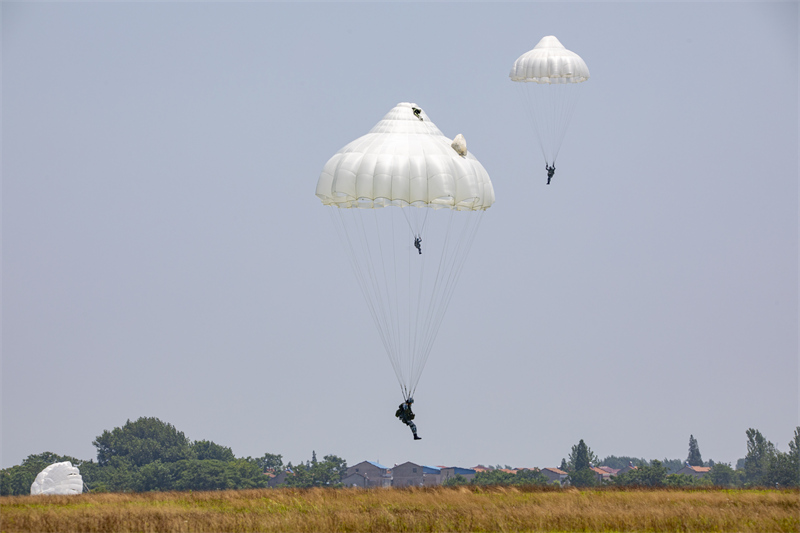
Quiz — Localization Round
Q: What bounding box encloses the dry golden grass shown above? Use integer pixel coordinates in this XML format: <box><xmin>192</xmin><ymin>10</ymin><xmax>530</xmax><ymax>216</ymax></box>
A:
<box><xmin>1</xmin><ymin>486</ymin><xmax>798</xmax><ymax>532</ymax></box>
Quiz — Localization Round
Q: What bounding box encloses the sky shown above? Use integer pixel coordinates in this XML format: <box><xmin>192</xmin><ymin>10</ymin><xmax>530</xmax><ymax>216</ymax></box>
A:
<box><xmin>2</xmin><ymin>2</ymin><xmax>797</xmax><ymax>471</ymax></box>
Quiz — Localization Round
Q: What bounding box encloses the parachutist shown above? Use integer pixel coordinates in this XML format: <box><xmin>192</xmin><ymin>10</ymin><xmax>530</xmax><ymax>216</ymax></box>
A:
<box><xmin>546</xmin><ymin>164</ymin><xmax>555</xmax><ymax>185</ymax></box>
<box><xmin>414</xmin><ymin>236</ymin><xmax>422</xmax><ymax>255</ymax></box>
<box><xmin>396</xmin><ymin>397</ymin><xmax>421</xmax><ymax>440</ymax></box>
<box><xmin>412</xmin><ymin>107</ymin><xmax>423</xmax><ymax>121</ymax></box>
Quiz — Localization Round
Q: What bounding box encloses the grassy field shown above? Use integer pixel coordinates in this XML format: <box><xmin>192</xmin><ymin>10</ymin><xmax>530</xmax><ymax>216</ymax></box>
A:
<box><xmin>1</xmin><ymin>486</ymin><xmax>798</xmax><ymax>533</ymax></box>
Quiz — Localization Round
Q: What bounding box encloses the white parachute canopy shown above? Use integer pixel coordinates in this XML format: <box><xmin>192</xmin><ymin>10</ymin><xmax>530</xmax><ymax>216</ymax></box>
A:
<box><xmin>30</xmin><ymin>462</ymin><xmax>83</xmax><ymax>495</ymax></box>
<box><xmin>317</xmin><ymin>102</ymin><xmax>494</xmax><ymax>400</ymax></box>
<box><xmin>510</xmin><ymin>35</ymin><xmax>590</xmax><ymax>169</ymax></box>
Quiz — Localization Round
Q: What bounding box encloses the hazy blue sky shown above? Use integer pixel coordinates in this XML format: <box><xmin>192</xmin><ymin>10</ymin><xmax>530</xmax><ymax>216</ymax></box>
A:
<box><xmin>3</xmin><ymin>2</ymin><xmax>797</xmax><ymax>471</ymax></box>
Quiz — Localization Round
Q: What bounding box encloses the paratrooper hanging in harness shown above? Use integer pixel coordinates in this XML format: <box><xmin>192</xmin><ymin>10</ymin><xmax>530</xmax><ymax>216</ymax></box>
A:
<box><xmin>396</xmin><ymin>397</ymin><xmax>421</xmax><ymax>440</ymax></box>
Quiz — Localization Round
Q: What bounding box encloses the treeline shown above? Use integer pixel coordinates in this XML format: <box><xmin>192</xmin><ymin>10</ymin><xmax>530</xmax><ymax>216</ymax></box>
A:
<box><xmin>0</xmin><ymin>417</ymin><xmax>344</xmax><ymax>495</ymax></box>
<box><xmin>549</xmin><ymin>429</ymin><xmax>800</xmax><ymax>488</ymax></box>
<box><xmin>2</xmin><ymin>418</ymin><xmax>798</xmax><ymax>495</ymax></box>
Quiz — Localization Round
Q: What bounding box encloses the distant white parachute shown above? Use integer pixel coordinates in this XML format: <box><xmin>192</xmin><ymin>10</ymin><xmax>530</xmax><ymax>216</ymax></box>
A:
<box><xmin>510</xmin><ymin>35</ymin><xmax>590</xmax><ymax>179</ymax></box>
<box><xmin>30</xmin><ymin>462</ymin><xmax>83</xmax><ymax>495</ymax></box>
<box><xmin>317</xmin><ymin>102</ymin><xmax>494</xmax><ymax>400</ymax></box>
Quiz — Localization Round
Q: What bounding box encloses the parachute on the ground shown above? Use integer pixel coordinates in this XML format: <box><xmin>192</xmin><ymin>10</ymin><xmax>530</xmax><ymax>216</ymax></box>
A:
<box><xmin>510</xmin><ymin>35</ymin><xmax>590</xmax><ymax>173</ymax></box>
<box><xmin>30</xmin><ymin>461</ymin><xmax>83</xmax><ymax>495</ymax></box>
<box><xmin>316</xmin><ymin>102</ymin><xmax>494</xmax><ymax>400</ymax></box>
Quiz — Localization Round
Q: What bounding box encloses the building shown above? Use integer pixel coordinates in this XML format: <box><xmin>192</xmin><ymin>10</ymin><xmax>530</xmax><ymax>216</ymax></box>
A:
<box><xmin>421</xmin><ymin>466</ymin><xmax>442</xmax><ymax>486</ymax></box>
<box><xmin>597</xmin><ymin>466</ymin><xmax>620</xmax><ymax>477</ymax></box>
<box><xmin>341</xmin><ymin>472</ymin><xmax>368</xmax><ymax>487</ymax></box>
<box><xmin>540</xmin><ymin>467</ymin><xmax>569</xmax><ymax>485</ymax></box>
<box><xmin>345</xmin><ymin>461</ymin><xmax>392</xmax><ymax>487</ymax></box>
<box><xmin>675</xmin><ymin>464</ymin><xmax>711</xmax><ymax>478</ymax></box>
<box><xmin>391</xmin><ymin>462</ymin><xmax>442</xmax><ymax>487</ymax></box>
<box><xmin>440</xmin><ymin>467</ymin><xmax>477</xmax><ymax>483</ymax></box>
<box><xmin>267</xmin><ymin>470</ymin><xmax>291</xmax><ymax>488</ymax></box>
<box><xmin>590</xmin><ymin>466</ymin><xmax>612</xmax><ymax>483</ymax></box>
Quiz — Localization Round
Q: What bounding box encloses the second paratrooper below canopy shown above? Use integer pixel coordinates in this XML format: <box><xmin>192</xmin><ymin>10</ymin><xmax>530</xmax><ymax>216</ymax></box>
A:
<box><xmin>510</xmin><ymin>35</ymin><xmax>590</xmax><ymax>184</ymax></box>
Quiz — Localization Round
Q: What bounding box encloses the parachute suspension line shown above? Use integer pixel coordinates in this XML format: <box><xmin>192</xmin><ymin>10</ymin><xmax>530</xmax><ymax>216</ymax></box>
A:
<box><xmin>419</xmin><ymin>207</ymin><xmax>430</xmax><ymax>235</ymax></box>
<box><xmin>551</xmin><ymin>83</ymin><xmax>582</xmax><ymax>164</ymax></box>
<box><xmin>387</xmin><ymin>209</ymin><xmax>403</xmax><ymax>392</ymax></box>
<box><xmin>333</xmin><ymin>207</ymin><xmax>405</xmax><ymax>393</ymax></box>
<box><xmin>412</xmin><ymin>210</ymin><xmax>484</xmax><ymax>396</ymax></box>
<box><xmin>329</xmin><ymin>208</ymin><xmax>394</xmax><ymax>375</ymax></box>
<box><xmin>350</xmin><ymin>210</ymin><xmax>398</xmax><ymax>379</ymax></box>
<box><xmin>370</xmin><ymin>208</ymin><xmax>404</xmax><ymax>391</ymax></box>
<box><xmin>409</xmin><ymin>208</ymin><xmax>456</xmax><ymax>396</ymax></box>
<box><xmin>407</xmin><ymin>212</ymin><xmax>413</xmax><ymax>398</ymax></box>
<box><xmin>411</xmin><ymin>212</ymin><xmax>428</xmax><ymax>392</ymax></box>
<box><xmin>407</xmin><ymin>209</ymin><xmax>485</xmax><ymax>398</ymax></box>
<box><xmin>516</xmin><ymin>82</ymin><xmax>547</xmax><ymax>164</ymax></box>
<box><xmin>516</xmin><ymin>81</ymin><xmax>582</xmax><ymax>167</ymax></box>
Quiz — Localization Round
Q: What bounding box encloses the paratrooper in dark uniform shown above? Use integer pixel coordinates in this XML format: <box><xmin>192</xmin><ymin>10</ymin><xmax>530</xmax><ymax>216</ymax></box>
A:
<box><xmin>396</xmin><ymin>398</ymin><xmax>421</xmax><ymax>440</ymax></box>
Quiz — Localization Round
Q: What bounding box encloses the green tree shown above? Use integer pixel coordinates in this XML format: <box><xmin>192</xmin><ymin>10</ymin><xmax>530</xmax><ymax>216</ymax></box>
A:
<box><xmin>600</xmin><ymin>456</ymin><xmax>648</xmax><ymax>470</ymax></box>
<box><xmin>442</xmin><ymin>474</ymin><xmax>469</xmax><ymax>486</ymax></box>
<box><xmin>93</xmin><ymin>417</ymin><xmax>195</xmax><ymax>468</ymax></box>
<box><xmin>613</xmin><ymin>460</ymin><xmax>668</xmax><ymax>487</ymax></box>
<box><xmin>472</xmin><ymin>469</ymin><xmax>517</xmax><ymax>486</ymax></box>
<box><xmin>766</xmin><ymin>452</ymin><xmax>796</xmax><ymax>487</ymax></box>
<box><xmin>780</xmin><ymin>426</ymin><xmax>800</xmax><ymax>487</ymax></box>
<box><xmin>283</xmin><ymin>453</ymin><xmax>346</xmax><ymax>488</ymax></box>
<box><xmin>133</xmin><ymin>460</ymin><xmax>174</xmax><ymax>492</ymax></box>
<box><xmin>743</xmin><ymin>428</ymin><xmax>776</xmax><ymax>486</ymax></box>
<box><xmin>514</xmin><ymin>469</ymin><xmax>550</xmax><ymax>486</ymax></box>
<box><xmin>256</xmin><ymin>453</ymin><xmax>284</xmax><ymax>473</ymax></box>
<box><xmin>192</xmin><ymin>440</ymin><xmax>235</xmax><ymax>462</ymax></box>
<box><xmin>568</xmin><ymin>468</ymin><xmax>599</xmax><ymax>487</ymax></box>
<box><xmin>708</xmin><ymin>462</ymin><xmax>740</xmax><ymax>487</ymax></box>
<box><xmin>660</xmin><ymin>458</ymin><xmax>684</xmax><ymax>474</ymax></box>
<box><xmin>566</xmin><ymin>439</ymin><xmax>599</xmax><ymax>487</ymax></box>
<box><xmin>687</xmin><ymin>435</ymin><xmax>703</xmax><ymax>466</ymax></box>
<box><xmin>172</xmin><ymin>460</ymin><xmax>229</xmax><ymax>491</ymax></box>
<box><xmin>223</xmin><ymin>459</ymin><xmax>269</xmax><ymax>489</ymax></box>
<box><xmin>568</xmin><ymin>439</ymin><xmax>598</xmax><ymax>471</ymax></box>
<box><xmin>665</xmin><ymin>473</ymin><xmax>711</xmax><ymax>487</ymax></box>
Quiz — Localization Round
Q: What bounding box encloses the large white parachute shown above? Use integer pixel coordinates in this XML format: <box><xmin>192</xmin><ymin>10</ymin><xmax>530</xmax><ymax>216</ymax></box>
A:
<box><xmin>510</xmin><ymin>36</ymin><xmax>590</xmax><ymax>173</ymax></box>
<box><xmin>317</xmin><ymin>102</ymin><xmax>494</xmax><ymax>400</ymax></box>
<box><xmin>30</xmin><ymin>462</ymin><xmax>83</xmax><ymax>495</ymax></box>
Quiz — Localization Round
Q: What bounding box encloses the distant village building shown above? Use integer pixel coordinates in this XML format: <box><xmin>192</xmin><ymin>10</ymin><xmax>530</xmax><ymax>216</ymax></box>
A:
<box><xmin>540</xmin><ymin>467</ymin><xmax>568</xmax><ymax>485</ymax></box>
<box><xmin>597</xmin><ymin>466</ymin><xmax>620</xmax><ymax>477</ymax></box>
<box><xmin>676</xmin><ymin>463</ymin><xmax>711</xmax><ymax>478</ymax></box>
<box><xmin>391</xmin><ymin>462</ymin><xmax>442</xmax><ymax>487</ymax></box>
<box><xmin>270</xmin><ymin>457</ymin><xmax>704</xmax><ymax>489</ymax></box>
<box><xmin>341</xmin><ymin>472</ymin><xmax>368</xmax><ymax>487</ymax></box>
<box><xmin>440</xmin><ymin>467</ymin><xmax>477</xmax><ymax>483</ymax></box>
<box><xmin>345</xmin><ymin>461</ymin><xmax>392</xmax><ymax>488</ymax></box>
<box><xmin>590</xmin><ymin>466</ymin><xmax>611</xmax><ymax>483</ymax></box>
<box><xmin>267</xmin><ymin>470</ymin><xmax>291</xmax><ymax>488</ymax></box>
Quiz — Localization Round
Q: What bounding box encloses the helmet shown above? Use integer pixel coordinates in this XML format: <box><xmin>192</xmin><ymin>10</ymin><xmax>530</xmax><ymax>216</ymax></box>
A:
<box><xmin>407</xmin><ymin>397</ymin><xmax>414</xmax><ymax>404</ymax></box>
